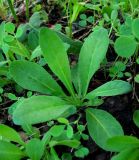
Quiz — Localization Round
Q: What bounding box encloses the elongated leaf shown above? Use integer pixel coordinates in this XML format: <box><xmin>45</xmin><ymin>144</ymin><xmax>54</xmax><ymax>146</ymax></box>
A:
<box><xmin>28</xmin><ymin>30</ymin><xmax>39</xmax><ymax>50</ymax></box>
<box><xmin>26</xmin><ymin>138</ymin><xmax>44</xmax><ymax>160</ymax></box>
<box><xmin>107</xmin><ymin>136</ymin><xmax>139</xmax><ymax>152</ymax></box>
<box><xmin>30</xmin><ymin>46</ymin><xmax>42</xmax><ymax>60</ymax></box>
<box><xmin>86</xmin><ymin>80</ymin><xmax>132</xmax><ymax>99</ymax></box>
<box><xmin>49</xmin><ymin>140</ymin><xmax>80</xmax><ymax>148</ymax></box>
<box><xmin>50</xmin><ymin>147</ymin><xmax>60</xmax><ymax>160</ymax></box>
<box><xmin>0</xmin><ymin>140</ymin><xmax>24</xmax><ymax>160</ymax></box>
<box><xmin>0</xmin><ymin>124</ymin><xmax>24</xmax><ymax>145</ymax></box>
<box><xmin>71</xmin><ymin>64</ymin><xmax>80</xmax><ymax>92</ymax></box>
<box><xmin>13</xmin><ymin>96</ymin><xmax>74</xmax><ymax>125</ymax></box>
<box><xmin>42</xmin><ymin>133</ymin><xmax>51</xmax><ymax>147</ymax></box>
<box><xmin>78</xmin><ymin>28</ymin><xmax>109</xmax><ymax>96</ymax></box>
<box><xmin>9</xmin><ymin>40</ymin><xmax>30</xmax><ymax>58</ymax></box>
<box><xmin>111</xmin><ymin>148</ymin><xmax>139</xmax><ymax>160</ymax></box>
<box><xmin>132</xmin><ymin>18</ymin><xmax>139</xmax><ymax>40</ymax></box>
<box><xmin>0</xmin><ymin>22</ymin><xmax>5</xmax><ymax>45</ymax></box>
<box><xmin>56</xmin><ymin>31</ymin><xmax>82</xmax><ymax>54</ymax></box>
<box><xmin>10</xmin><ymin>60</ymin><xmax>64</xmax><ymax>96</ymax></box>
<box><xmin>86</xmin><ymin>108</ymin><xmax>124</xmax><ymax>150</ymax></box>
<box><xmin>66</xmin><ymin>125</ymin><xmax>73</xmax><ymax>138</ymax></box>
<box><xmin>40</xmin><ymin>28</ymin><xmax>74</xmax><ymax>96</ymax></box>
<box><xmin>133</xmin><ymin>110</ymin><xmax>139</xmax><ymax>128</ymax></box>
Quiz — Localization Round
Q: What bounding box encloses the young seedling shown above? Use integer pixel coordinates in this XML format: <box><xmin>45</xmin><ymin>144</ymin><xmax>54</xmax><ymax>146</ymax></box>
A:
<box><xmin>79</xmin><ymin>14</ymin><xmax>94</xmax><ymax>27</ymax></box>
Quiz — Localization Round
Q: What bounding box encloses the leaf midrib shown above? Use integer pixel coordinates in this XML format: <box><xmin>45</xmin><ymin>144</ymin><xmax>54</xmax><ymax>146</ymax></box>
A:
<box><xmin>46</xmin><ymin>46</ymin><xmax>74</xmax><ymax>95</ymax></box>
<box><xmin>87</xmin><ymin>109</ymin><xmax>111</xmax><ymax>137</ymax></box>
<box><xmin>16</xmin><ymin>103</ymin><xmax>72</xmax><ymax>117</ymax></box>
<box><xmin>87</xmin><ymin>88</ymin><xmax>121</xmax><ymax>97</ymax></box>
<box><xmin>83</xmin><ymin>30</ymin><xmax>106</xmax><ymax>95</ymax></box>
<box><xmin>28</xmin><ymin>75</ymin><xmax>58</xmax><ymax>94</ymax></box>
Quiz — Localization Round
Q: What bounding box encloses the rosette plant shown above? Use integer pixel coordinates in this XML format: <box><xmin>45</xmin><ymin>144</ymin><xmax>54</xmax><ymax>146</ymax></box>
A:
<box><xmin>8</xmin><ymin>27</ymin><xmax>132</xmax><ymax>152</ymax></box>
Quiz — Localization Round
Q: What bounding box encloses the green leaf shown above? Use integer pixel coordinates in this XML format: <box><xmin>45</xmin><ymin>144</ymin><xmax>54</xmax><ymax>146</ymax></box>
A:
<box><xmin>119</xmin><ymin>16</ymin><xmax>132</xmax><ymax>36</ymax></box>
<box><xmin>133</xmin><ymin>110</ymin><xmax>139</xmax><ymax>127</ymax></box>
<box><xmin>87</xmin><ymin>98</ymin><xmax>104</xmax><ymax>106</ymax></box>
<box><xmin>28</xmin><ymin>30</ymin><xmax>39</xmax><ymax>50</ymax></box>
<box><xmin>114</xmin><ymin>61</ymin><xmax>126</xmax><ymax>72</ymax></box>
<box><xmin>0</xmin><ymin>22</ymin><xmax>5</xmax><ymax>45</ymax></box>
<box><xmin>0</xmin><ymin>61</ymin><xmax>9</xmax><ymax>67</ymax></box>
<box><xmin>42</xmin><ymin>132</ymin><xmax>51</xmax><ymax>146</ymax></box>
<box><xmin>124</xmin><ymin>72</ymin><xmax>132</xmax><ymax>77</ymax></box>
<box><xmin>114</xmin><ymin>36</ymin><xmax>137</xmax><ymax>58</ymax></box>
<box><xmin>0</xmin><ymin>140</ymin><xmax>24</xmax><ymax>160</ymax></box>
<box><xmin>56</xmin><ymin>31</ymin><xmax>82</xmax><ymax>54</ymax></box>
<box><xmin>29</xmin><ymin>11</ymin><xmax>48</xmax><ymax>28</ymax></box>
<box><xmin>0</xmin><ymin>96</ymin><xmax>2</xmax><ymax>102</ymax></box>
<box><xmin>26</xmin><ymin>138</ymin><xmax>44</xmax><ymax>160</ymax></box>
<box><xmin>77</xmin><ymin>125</ymin><xmax>85</xmax><ymax>132</ymax></box>
<box><xmin>2</xmin><ymin>43</ymin><xmax>9</xmax><ymax>54</ymax></box>
<box><xmin>71</xmin><ymin>64</ymin><xmax>80</xmax><ymax>92</ymax></box>
<box><xmin>78</xmin><ymin>28</ymin><xmax>109</xmax><ymax>96</ymax></box>
<box><xmin>66</xmin><ymin>125</ymin><xmax>73</xmax><ymax>138</ymax></box>
<box><xmin>111</xmin><ymin>9</ymin><xmax>118</xmax><ymax>21</ymax></box>
<box><xmin>10</xmin><ymin>60</ymin><xmax>64</xmax><ymax>96</ymax></box>
<box><xmin>86</xmin><ymin>80</ymin><xmax>132</xmax><ymax>99</ymax></box>
<box><xmin>7</xmin><ymin>93</ymin><xmax>17</xmax><ymax>101</ymax></box>
<box><xmin>8</xmin><ymin>98</ymin><xmax>24</xmax><ymax>115</ymax></box>
<box><xmin>0</xmin><ymin>87</ymin><xmax>3</xmax><ymax>94</ymax></box>
<box><xmin>57</xmin><ymin>118</ymin><xmax>69</xmax><ymax>125</ymax></box>
<box><xmin>30</xmin><ymin>46</ymin><xmax>42</xmax><ymax>60</ymax></box>
<box><xmin>53</xmin><ymin>24</ymin><xmax>62</xmax><ymax>32</ymax></box>
<box><xmin>136</xmin><ymin>58</ymin><xmax>139</xmax><ymax>64</ymax></box>
<box><xmin>49</xmin><ymin>125</ymin><xmax>65</xmax><ymax>137</ymax></box>
<box><xmin>119</xmin><ymin>24</ymin><xmax>132</xmax><ymax>36</ymax></box>
<box><xmin>79</xmin><ymin>20</ymin><xmax>87</xmax><ymax>27</ymax></box>
<box><xmin>86</xmin><ymin>108</ymin><xmax>124</xmax><ymax>150</ymax></box>
<box><xmin>74</xmin><ymin>147</ymin><xmax>89</xmax><ymax>158</ymax></box>
<box><xmin>70</xmin><ymin>3</ymin><xmax>84</xmax><ymax>23</ymax></box>
<box><xmin>80</xmin><ymin>14</ymin><xmax>87</xmax><ymax>20</ymax></box>
<box><xmin>15</xmin><ymin>26</ymin><xmax>23</xmax><ymax>38</ymax></box>
<box><xmin>129</xmin><ymin>0</ymin><xmax>138</xmax><ymax>9</ymax></box>
<box><xmin>5</xmin><ymin>22</ymin><xmax>15</xmax><ymax>34</ymax></box>
<box><xmin>40</xmin><ymin>28</ymin><xmax>74</xmax><ymax>96</ymax></box>
<box><xmin>0</xmin><ymin>124</ymin><xmax>24</xmax><ymax>145</ymax></box>
<box><xmin>9</xmin><ymin>40</ymin><xmax>30</xmax><ymax>58</ymax></box>
<box><xmin>81</xmin><ymin>133</ymin><xmax>89</xmax><ymax>140</ymax></box>
<box><xmin>107</xmin><ymin>136</ymin><xmax>139</xmax><ymax>152</ymax></box>
<box><xmin>87</xmin><ymin>16</ymin><xmax>94</xmax><ymax>23</ymax></box>
<box><xmin>134</xmin><ymin>75</ymin><xmax>139</xmax><ymax>83</ymax></box>
<box><xmin>4</xmin><ymin>35</ymin><xmax>14</xmax><ymax>42</ymax></box>
<box><xmin>62</xmin><ymin>153</ymin><xmax>72</xmax><ymax>160</ymax></box>
<box><xmin>13</xmin><ymin>96</ymin><xmax>74</xmax><ymax>125</ymax></box>
<box><xmin>50</xmin><ymin>147</ymin><xmax>60</xmax><ymax>160</ymax></box>
<box><xmin>49</xmin><ymin>140</ymin><xmax>80</xmax><ymax>149</ymax></box>
<box><xmin>111</xmin><ymin>148</ymin><xmax>139</xmax><ymax>160</ymax></box>
<box><xmin>109</xmin><ymin>61</ymin><xmax>126</xmax><ymax>78</ymax></box>
<box><xmin>132</xmin><ymin>18</ymin><xmax>139</xmax><ymax>40</ymax></box>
